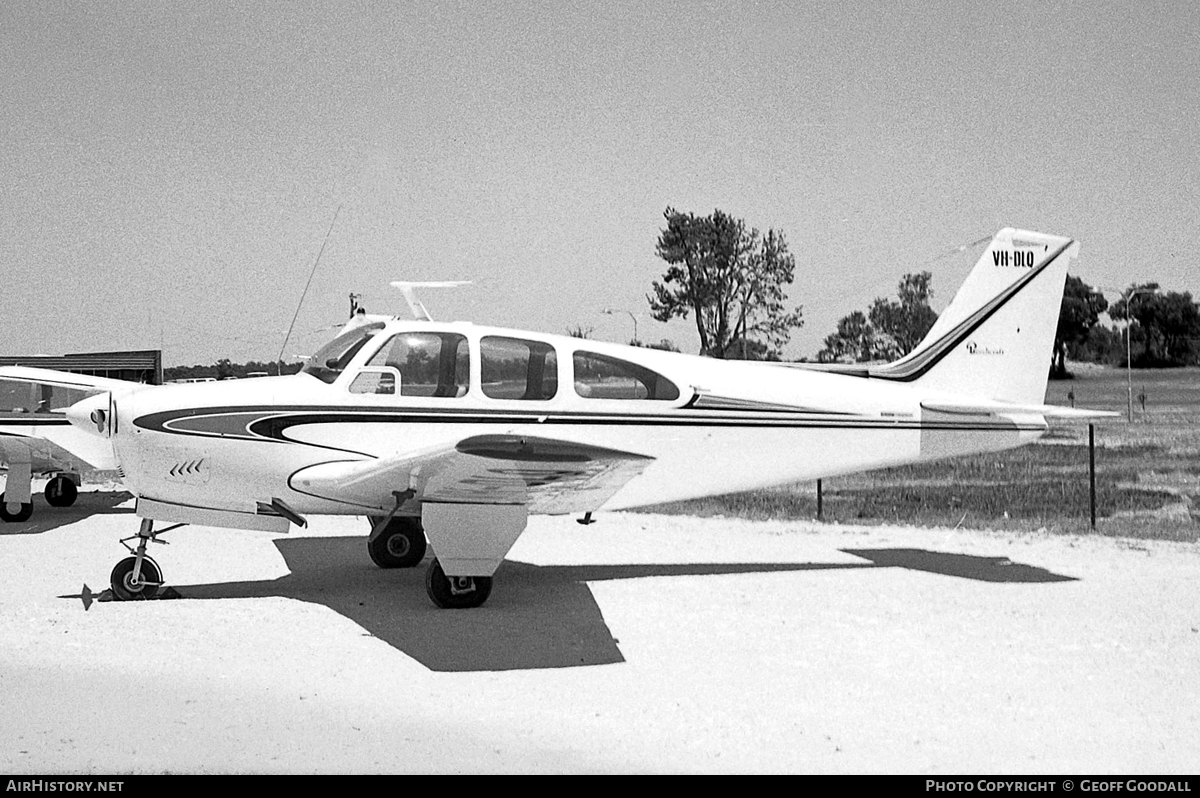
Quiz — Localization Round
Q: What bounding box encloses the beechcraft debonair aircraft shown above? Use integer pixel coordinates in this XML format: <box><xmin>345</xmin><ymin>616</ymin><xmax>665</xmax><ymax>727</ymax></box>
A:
<box><xmin>0</xmin><ymin>228</ymin><xmax>1111</xmax><ymax>609</ymax></box>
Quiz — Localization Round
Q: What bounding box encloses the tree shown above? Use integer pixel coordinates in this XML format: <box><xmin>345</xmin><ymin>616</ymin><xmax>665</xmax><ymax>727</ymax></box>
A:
<box><xmin>1110</xmin><ymin>284</ymin><xmax>1200</xmax><ymax>366</ymax></box>
<box><xmin>566</xmin><ymin>325</ymin><xmax>594</xmax><ymax>339</ymax></box>
<box><xmin>819</xmin><ymin>273</ymin><xmax>937</xmax><ymax>363</ymax></box>
<box><xmin>1051</xmin><ymin>275</ymin><xmax>1108</xmax><ymax>378</ymax></box>
<box><xmin>868</xmin><ymin>272</ymin><xmax>938</xmax><ymax>358</ymax></box>
<box><xmin>648</xmin><ymin>208</ymin><xmax>803</xmax><ymax>359</ymax></box>
<box><xmin>818</xmin><ymin>311</ymin><xmax>874</xmax><ymax>363</ymax></box>
<box><xmin>632</xmin><ymin>338</ymin><xmax>681</xmax><ymax>352</ymax></box>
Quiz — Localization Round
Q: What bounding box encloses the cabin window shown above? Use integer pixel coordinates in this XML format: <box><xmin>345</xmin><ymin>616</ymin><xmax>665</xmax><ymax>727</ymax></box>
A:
<box><xmin>480</xmin><ymin>336</ymin><xmax>558</xmax><ymax>400</ymax></box>
<box><xmin>302</xmin><ymin>322</ymin><xmax>386</xmax><ymax>384</ymax></box>
<box><xmin>572</xmin><ymin>352</ymin><xmax>680</xmax><ymax>400</ymax></box>
<box><xmin>357</xmin><ymin>332</ymin><xmax>470</xmax><ymax>397</ymax></box>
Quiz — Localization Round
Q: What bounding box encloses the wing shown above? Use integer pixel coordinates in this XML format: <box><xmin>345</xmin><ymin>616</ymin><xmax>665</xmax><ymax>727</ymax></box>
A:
<box><xmin>291</xmin><ymin>434</ymin><xmax>654</xmax><ymax>515</ymax></box>
<box><xmin>0</xmin><ymin>366</ymin><xmax>142</xmax><ymax>394</ymax></box>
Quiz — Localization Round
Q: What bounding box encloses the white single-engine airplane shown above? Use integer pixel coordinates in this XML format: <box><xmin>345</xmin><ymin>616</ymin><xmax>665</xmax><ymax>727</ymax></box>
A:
<box><xmin>0</xmin><ymin>228</ymin><xmax>1110</xmax><ymax>608</ymax></box>
<box><xmin>0</xmin><ymin>378</ymin><xmax>128</xmax><ymax>522</ymax></box>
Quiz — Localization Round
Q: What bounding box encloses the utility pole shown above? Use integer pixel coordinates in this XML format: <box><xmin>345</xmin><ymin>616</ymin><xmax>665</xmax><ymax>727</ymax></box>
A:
<box><xmin>602</xmin><ymin>308</ymin><xmax>639</xmax><ymax>344</ymax></box>
<box><xmin>1123</xmin><ymin>288</ymin><xmax>1157</xmax><ymax>422</ymax></box>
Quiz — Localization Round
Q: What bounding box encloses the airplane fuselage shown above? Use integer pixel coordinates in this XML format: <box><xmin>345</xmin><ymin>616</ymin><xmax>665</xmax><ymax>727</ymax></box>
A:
<box><xmin>93</xmin><ymin>320</ymin><xmax>1045</xmax><ymax>520</ymax></box>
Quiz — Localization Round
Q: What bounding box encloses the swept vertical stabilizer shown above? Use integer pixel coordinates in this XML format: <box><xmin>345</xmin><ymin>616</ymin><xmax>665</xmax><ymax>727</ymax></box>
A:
<box><xmin>870</xmin><ymin>228</ymin><xmax>1078</xmax><ymax>405</ymax></box>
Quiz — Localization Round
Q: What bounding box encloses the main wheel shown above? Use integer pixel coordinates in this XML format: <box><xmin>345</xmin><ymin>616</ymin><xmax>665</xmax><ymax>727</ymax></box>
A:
<box><xmin>44</xmin><ymin>476</ymin><xmax>78</xmax><ymax>508</ymax></box>
<box><xmin>110</xmin><ymin>556</ymin><xmax>162</xmax><ymax>601</ymax></box>
<box><xmin>0</xmin><ymin>494</ymin><xmax>33</xmax><ymax>523</ymax></box>
<box><xmin>367</xmin><ymin>516</ymin><xmax>427</xmax><ymax>568</ymax></box>
<box><xmin>425</xmin><ymin>559</ymin><xmax>492</xmax><ymax>609</ymax></box>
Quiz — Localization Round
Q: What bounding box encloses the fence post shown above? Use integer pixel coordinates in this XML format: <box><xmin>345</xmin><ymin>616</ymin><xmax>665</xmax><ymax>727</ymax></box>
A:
<box><xmin>1089</xmin><ymin>424</ymin><xmax>1096</xmax><ymax>529</ymax></box>
<box><xmin>817</xmin><ymin>478</ymin><xmax>823</xmax><ymax>521</ymax></box>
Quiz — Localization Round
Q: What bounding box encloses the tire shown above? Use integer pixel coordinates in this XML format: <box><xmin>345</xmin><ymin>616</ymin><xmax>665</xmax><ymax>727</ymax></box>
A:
<box><xmin>44</xmin><ymin>476</ymin><xmax>78</xmax><ymax>508</ymax></box>
<box><xmin>0</xmin><ymin>494</ymin><xmax>33</xmax><ymax>523</ymax></box>
<box><xmin>109</xmin><ymin>556</ymin><xmax>162</xmax><ymax>601</ymax></box>
<box><xmin>367</xmin><ymin>517</ymin><xmax>427</xmax><ymax>568</ymax></box>
<box><xmin>425</xmin><ymin>559</ymin><xmax>492</xmax><ymax>609</ymax></box>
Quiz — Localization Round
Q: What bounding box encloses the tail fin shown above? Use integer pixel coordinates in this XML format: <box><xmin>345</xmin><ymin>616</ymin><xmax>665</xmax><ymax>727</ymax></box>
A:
<box><xmin>870</xmin><ymin>228</ymin><xmax>1078</xmax><ymax>404</ymax></box>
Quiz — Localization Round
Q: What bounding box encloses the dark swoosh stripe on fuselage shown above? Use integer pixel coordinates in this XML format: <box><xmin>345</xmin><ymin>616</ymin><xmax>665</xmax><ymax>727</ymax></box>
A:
<box><xmin>133</xmin><ymin>406</ymin><xmax>1045</xmax><ymax>451</ymax></box>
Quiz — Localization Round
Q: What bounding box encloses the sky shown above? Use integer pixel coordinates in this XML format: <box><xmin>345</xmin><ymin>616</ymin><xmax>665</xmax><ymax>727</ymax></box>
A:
<box><xmin>2</xmin><ymin>0</ymin><xmax>1198</xmax><ymax>366</ymax></box>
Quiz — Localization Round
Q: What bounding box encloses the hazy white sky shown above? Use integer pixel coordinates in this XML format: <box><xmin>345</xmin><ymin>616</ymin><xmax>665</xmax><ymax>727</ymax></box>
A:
<box><xmin>2</xmin><ymin>0</ymin><xmax>1198</xmax><ymax>365</ymax></box>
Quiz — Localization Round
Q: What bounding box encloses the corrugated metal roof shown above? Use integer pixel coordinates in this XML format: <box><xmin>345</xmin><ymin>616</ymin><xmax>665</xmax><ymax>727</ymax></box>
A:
<box><xmin>0</xmin><ymin>350</ymin><xmax>162</xmax><ymax>383</ymax></box>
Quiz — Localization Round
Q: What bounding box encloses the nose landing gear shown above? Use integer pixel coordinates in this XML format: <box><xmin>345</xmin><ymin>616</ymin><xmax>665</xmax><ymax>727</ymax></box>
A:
<box><xmin>109</xmin><ymin>518</ymin><xmax>180</xmax><ymax>601</ymax></box>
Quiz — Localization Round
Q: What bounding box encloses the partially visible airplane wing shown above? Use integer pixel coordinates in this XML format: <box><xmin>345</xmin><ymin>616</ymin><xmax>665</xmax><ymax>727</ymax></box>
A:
<box><xmin>0</xmin><ymin>366</ymin><xmax>142</xmax><ymax>394</ymax></box>
<box><xmin>921</xmin><ymin>399</ymin><xmax>1119</xmax><ymax>418</ymax></box>
<box><xmin>291</xmin><ymin>434</ymin><xmax>654</xmax><ymax>515</ymax></box>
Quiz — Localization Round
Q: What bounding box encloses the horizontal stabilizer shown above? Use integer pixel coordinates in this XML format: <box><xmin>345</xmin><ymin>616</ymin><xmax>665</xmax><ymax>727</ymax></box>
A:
<box><xmin>921</xmin><ymin>400</ymin><xmax>1119</xmax><ymax>418</ymax></box>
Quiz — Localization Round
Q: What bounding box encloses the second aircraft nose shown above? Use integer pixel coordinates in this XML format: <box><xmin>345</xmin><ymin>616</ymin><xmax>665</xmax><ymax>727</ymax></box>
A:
<box><xmin>65</xmin><ymin>392</ymin><xmax>111</xmax><ymax>437</ymax></box>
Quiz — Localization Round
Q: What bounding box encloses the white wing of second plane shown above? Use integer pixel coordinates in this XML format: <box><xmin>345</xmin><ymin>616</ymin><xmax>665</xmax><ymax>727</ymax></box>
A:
<box><xmin>0</xmin><ymin>366</ymin><xmax>139</xmax><ymax>395</ymax></box>
<box><xmin>291</xmin><ymin>434</ymin><xmax>654</xmax><ymax>515</ymax></box>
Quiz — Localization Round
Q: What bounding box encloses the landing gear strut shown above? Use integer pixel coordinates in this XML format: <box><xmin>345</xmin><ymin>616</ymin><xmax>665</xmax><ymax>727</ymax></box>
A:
<box><xmin>109</xmin><ymin>518</ymin><xmax>177</xmax><ymax>601</ymax></box>
<box><xmin>425</xmin><ymin>559</ymin><xmax>492</xmax><ymax>609</ymax></box>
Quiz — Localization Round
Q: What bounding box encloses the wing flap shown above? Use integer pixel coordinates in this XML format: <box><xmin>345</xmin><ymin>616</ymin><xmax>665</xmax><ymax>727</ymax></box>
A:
<box><xmin>291</xmin><ymin>434</ymin><xmax>655</xmax><ymax>514</ymax></box>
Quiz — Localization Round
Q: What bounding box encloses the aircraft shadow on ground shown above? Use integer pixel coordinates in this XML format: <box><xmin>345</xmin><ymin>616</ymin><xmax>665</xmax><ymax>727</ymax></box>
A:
<box><xmin>99</xmin><ymin>537</ymin><xmax>1075</xmax><ymax>673</ymax></box>
<box><xmin>840</xmin><ymin>548</ymin><xmax>1078</xmax><ymax>584</ymax></box>
<box><xmin>0</xmin><ymin>491</ymin><xmax>133</xmax><ymax>536</ymax></box>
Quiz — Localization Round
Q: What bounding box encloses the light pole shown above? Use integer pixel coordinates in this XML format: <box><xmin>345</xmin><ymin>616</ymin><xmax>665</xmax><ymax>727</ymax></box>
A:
<box><xmin>1122</xmin><ymin>288</ymin><xmax>1157</xmax><ymax>422</ymax></box>
<box><xmin>602</xmin><ymin>308</ymin><xmax>638</xmax><ymax>344</ymax></box>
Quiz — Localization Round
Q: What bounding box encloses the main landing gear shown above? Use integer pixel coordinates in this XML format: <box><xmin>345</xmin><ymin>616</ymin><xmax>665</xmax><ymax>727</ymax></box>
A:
<box><xmin>365</xmin><ymin>497</ymin><xmax>493</xmax><ymax>609</ymax></box>
<box><xmin>425</xmin><ymin>559</ymin><xmax>492</xmax><ymax>609</ymax></box>
<box><xmin>44</xmin><ymin>475</ymin><xmax>79</xmax><ymax>508</ymax></box>
<box><xmin>109</xmin><ymin>518</ymin><xmax>178</xmax><ymax>601</ymax></box>
<box><xmin>0</xmin><ymin>473</ymin><xmax>80</xmax><ymax>523</ymax></box>
<box><xmin>366</xmin><ymin>516</ymin><xmax>427</xmax><ymax>568</ymax></box>
<box><xmin>0</xmin><ymin>494</ymin><xmax>32</xmax><ymax>523</ymax></box>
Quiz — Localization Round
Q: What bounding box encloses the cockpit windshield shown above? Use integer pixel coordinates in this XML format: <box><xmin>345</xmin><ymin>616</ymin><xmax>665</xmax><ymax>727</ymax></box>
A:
<box><xmin>300</xmin><ymin>322</ymin><xmax>386</xmax><ymax>384</ymax></box>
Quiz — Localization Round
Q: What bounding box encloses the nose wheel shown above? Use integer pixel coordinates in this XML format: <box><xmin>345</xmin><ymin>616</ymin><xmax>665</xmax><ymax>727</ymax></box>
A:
<box><xmin>110</xmin><ymin>555</ymin><xmax>162</xmax><ymax>601</ymax></box>
<box><xmin>425</xmin><ymin>559</ymin><xmax>492</xmax><ymax>609</ymax></box>
<box><xmin>108</xmin><ymin>518</ymin><xmax>178</xmax><ymax>601</ymax></box>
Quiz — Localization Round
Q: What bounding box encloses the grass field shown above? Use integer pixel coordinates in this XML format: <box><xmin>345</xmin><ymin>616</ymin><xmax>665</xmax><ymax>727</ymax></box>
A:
<box><xmin>642</xmin><ymin>365</ymin><xmax>1200</xmax><ymax>541</ymax></box>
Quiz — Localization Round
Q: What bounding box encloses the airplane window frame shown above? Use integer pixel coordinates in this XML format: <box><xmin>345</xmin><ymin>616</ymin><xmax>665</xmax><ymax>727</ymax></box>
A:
<box><xmin>301</xmin><ymin>322</ymin><xmax>386</xmax><ymax>385</ymax></box>
<box><xmin>480</xmin><ymin>335</ymin><xmax>559</xmax><ymax>401</ymax></box>
<box><xmin>571</xmin><ymin>351</ymin><xmax>680</xmax><ymax>401</ymax></box>
<box><xmin>363</xmin><ymin>331</ymin><xmax>470</xmax><ymax>399</ymax></box>
<box><xmin>348</xmin><ymin>366</ymin><xmax>401</xmax><ymax>396</ymax></box>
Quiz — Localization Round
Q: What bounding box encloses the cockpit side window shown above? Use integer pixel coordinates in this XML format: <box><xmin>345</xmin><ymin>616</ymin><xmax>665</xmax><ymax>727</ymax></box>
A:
<box><xmin>301</xmin><ymin>322</ymin><xmax>386</xmax><ymax>384</ymax></box>
<box><xmin>572</xmin><ymin>351</ymin><xmax>680</xmax><ymax>400</ymax></box>
<box><xmin>360</xmin><ymin>332</ymin><xmax>470</xmax><ymax>397</ymax></box>
<box><xmin>480</xmin><ymin>336</ymin><xmax>558</xmax><ymax>400</ymax></box>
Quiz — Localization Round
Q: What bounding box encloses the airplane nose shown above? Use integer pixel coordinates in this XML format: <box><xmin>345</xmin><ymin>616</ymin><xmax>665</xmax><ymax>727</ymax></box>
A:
<box><xmin>66</xmin><ymin>392</ymin><xmax>111</xmax><ymax>436</ymax></box>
